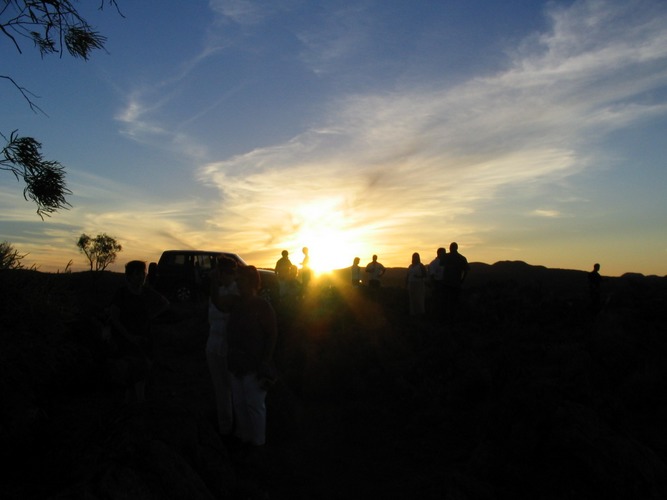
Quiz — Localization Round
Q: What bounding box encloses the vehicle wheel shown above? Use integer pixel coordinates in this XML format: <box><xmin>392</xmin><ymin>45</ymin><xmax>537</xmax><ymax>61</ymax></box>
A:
<box><xmin>259</xmin><ymin>286</ymin><xmax>277</xmax><ymax>305</ymax></box>
<box><xmin>175</xmin><ymin>285</ymin><xmax>193</xmax><ymax>302</ymax></box>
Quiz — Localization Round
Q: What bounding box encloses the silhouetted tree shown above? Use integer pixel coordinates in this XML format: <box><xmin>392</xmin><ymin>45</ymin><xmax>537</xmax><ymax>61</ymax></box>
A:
<box><xmin>77</xmin><ymin>233</ymin><xmax>122</xmax><ymax>271</ymax></box>
<box><xmin>1</xmin><ymin>0</ymin><xmax>122</xmax><ymax>217</ymax></box>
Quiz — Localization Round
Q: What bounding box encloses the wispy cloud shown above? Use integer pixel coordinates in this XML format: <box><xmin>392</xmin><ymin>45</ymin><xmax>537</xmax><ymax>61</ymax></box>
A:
<box><xmin>196</xmin><ymin>0</ymin><xmax>667</xmax><ymax>264</ymax></box>
<box><xmin>296</xmin><ymin>3</ymin><xmax>375</xmax><ymax>76</ymax></box>
<box><xmin>115</xmin><ymin>91</ymin><xmax>170</xmax><ymax>141</ymax></box>
<box><xmin>208</xmin><ymin>0</ymin><xmax>281</xmax><ymax>26</ymax></box>
<box><xmin>531</xmin><ymin>209</ymin><xmax>563</xmax><ymax>218</ymax></box>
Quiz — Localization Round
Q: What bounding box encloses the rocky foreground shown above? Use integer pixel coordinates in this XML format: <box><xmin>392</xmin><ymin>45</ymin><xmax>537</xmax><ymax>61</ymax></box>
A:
<box><xmin>1</xmin><ymin>266</ymin><xmax>667</xmax><ymax>499</ymax></box>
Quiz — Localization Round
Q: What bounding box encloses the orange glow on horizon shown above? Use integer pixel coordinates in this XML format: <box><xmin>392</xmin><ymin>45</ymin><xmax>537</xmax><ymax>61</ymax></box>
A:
<box><xmin>290</xmin><ymin>227</ymin><xmax>370</xmax><ymax>275</ymax></box>
<box><xmin>282</xmin><ymin>201</ymin><xmax>372</xmax><ymax>275</ymax></box>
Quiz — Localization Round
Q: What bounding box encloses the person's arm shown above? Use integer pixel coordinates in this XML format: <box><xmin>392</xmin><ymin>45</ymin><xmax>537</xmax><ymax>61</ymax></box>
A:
<box><xmin>108</xmin><ymin>304</ymin><xmax>143</xmax><ymax>348</ymax></box>
<box><xmin>427</xmin><ymin>262</ymin><xmax>437</xmax><ymax>285</ymax></box>
<box><xmin>258</xmin><ymin>301</ymin><xmax>278</xmax><ymax>385</ymax></box>
<box><xmin>461</xmin><ymin>259</ymin><xmax>470</xmax><ymax>284</ymax></box>
<box><xmin>146</xmin><ymin>287</ymin><xmax>170</xmax><ymax>319</ymax></box>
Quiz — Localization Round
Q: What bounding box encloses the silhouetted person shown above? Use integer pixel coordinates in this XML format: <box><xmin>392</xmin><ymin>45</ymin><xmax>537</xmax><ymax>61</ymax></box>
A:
<box><xmin>428</xmin><ymin>247</ymin><xmax>446</xmax><ymax>311</ymax></box>
<box><xmin>207</xmin><ymin>256</ymin><xmax>238</xmax><ymax>435</ymax></box>
<box><xmin>441</xmin><ymin>242</ymin><xmax>469</xmax><ymax>319</ymax></box>
<box><xmin>146</xmin><ymin>261</ymin><xmax>158</xmax><ymax>288</ymax></box>
<box><xmin>275</xmin><ymin>250</ymin><xmax>292</xmax><ymax>298</ymax></box>
<box><xmin>209</xmin><ymin>265</ymin><xmax>277</xmax><ymax>497</ymax></box>
<box><xmin>351</xmin><ymin>256</ymin><xmax>361</xmax><ymax>286</ymax></box>
<box><xmin>588</xmin><ymin>263</ymin><xmax>602</xmax><ymax>312</ymax></box>
<box><xmin>300</xmin><ymin>246</ymin><xmax>312</xmax><ymax>288</ymax></box>
<box><xmin>365</xmin><ymin>254</ymin><xmax>386</xmax><ymax>289</ymax></box>
<box><xmin>108</xmin><ymin>260</ymin><xmax>169</xmax><ymax>403</ymax></box>
<box><xmin>227</xmin><ymin>266</ymin><xmax>278</xmax><ymax>447</ymax></box>
<box><xmin>406</xmin><ymin>252</ymin><xmax>427</xmax><ymax>316</ymax></box>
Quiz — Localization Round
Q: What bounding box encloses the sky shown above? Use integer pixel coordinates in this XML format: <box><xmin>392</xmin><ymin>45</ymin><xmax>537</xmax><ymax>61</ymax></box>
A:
<box><xmin>2</xmin><ymin>0</ymin><xmax>667</xmax><ymax>277</ymax></box>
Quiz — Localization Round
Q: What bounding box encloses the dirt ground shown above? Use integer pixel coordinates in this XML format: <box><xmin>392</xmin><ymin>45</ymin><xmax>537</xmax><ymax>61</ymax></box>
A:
<box><xmin>4</xmin><ymin>269</ymin><xmax>667</xmax><ymax>499</ymax></box>
<box><xmin>21</xmin><ymin>299</ymin><xmax>417</xmax><ymax>499</ymax></box>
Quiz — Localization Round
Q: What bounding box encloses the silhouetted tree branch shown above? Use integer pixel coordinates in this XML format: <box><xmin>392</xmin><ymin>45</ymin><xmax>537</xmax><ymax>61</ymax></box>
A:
<box><xmin>1</xmin><ymin>0</ymin><xmax>122</xmax><ymax>216</ymax></box>
<box><xmin>1</xmin><ymin>0</ymin><xmax>121</xmax><ymax>58</ymax></box>
<box><xmin>0</xmin><ymin>75</ymin><xmax>45</xmax><ymax>114</ymax></box>
<box><xmin>1</xmin><ymin>130</ymin><xmax>72</xmax><ymax>218</ymax></box>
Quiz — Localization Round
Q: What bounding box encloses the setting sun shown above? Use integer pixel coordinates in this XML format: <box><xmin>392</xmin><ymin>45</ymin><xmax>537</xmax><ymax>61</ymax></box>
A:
<box><xmin>282</xmin><ymin>201</ymin><xmax>371</xmax><ymax>275</ymax></box>
<box><xmin>299</xmin><ymin>232</ymin><xmax>353</xmax><ymax>274</ymax></box>
<box><xmin>290</xmin><ymin>227</ymin><xmax>369</xmax><ymax>275</ymax></box>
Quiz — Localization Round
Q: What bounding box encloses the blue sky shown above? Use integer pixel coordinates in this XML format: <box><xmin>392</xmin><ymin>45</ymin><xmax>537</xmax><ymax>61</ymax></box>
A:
<box><xmin>2</xmin><ymin>0</ymin><xmax>666</xmax><ymax>276</ymax></box>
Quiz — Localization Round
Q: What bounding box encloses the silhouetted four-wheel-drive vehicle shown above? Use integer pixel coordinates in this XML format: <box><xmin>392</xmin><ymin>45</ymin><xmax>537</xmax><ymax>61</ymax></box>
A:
<box><xmin>151</xmin><ymin>250</ymin><xmax>278</xmax><ymax>304</ymax></box>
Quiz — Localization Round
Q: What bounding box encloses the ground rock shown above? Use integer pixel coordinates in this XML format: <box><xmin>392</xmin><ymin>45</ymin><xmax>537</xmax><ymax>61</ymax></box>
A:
<box><xmin>51</xmin><ymin>400</ymin><xmax>235</xmax><ymax>499</ymax></box>
<box><xmin>52</xmin><ymin>439</ymin><xmax>216</xmax><ymax>500</ymax></box>
<box><xmin>469</xmin><ymin>384</ymin><xmax>667</xmax><ymax>499</ymax></box>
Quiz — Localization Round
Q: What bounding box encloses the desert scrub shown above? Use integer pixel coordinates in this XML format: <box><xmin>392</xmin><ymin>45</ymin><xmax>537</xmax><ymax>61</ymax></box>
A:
<box><xmin>0</xmin><ymin>270</ymin><xmax>84</xmax><ymax>398</ymax></box>
<box><xmin>0</xmin><ymin>271</ymin><xmax>97</xmax><ymax>449</ymax></box>
<box><xmin>0</xmin><ymin>269</ymin><xmax>79</xmax><ymax>333</ymax></box>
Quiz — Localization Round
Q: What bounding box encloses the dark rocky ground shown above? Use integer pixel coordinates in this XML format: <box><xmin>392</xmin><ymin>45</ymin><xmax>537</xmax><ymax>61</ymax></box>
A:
<box><xmin>1</xmin><ymin>264</ymin><xmax>667</xmax><ymax>499</ymax></box>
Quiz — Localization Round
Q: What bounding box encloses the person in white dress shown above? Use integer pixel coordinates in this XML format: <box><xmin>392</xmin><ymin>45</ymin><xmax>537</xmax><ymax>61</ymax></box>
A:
<box><xmin>206</xmin><ymin>256</ymin><xmax>238</xmax><ymax>434</ymax></box>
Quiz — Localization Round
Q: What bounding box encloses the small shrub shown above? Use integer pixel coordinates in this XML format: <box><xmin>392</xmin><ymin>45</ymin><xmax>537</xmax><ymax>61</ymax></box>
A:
<box><xmin>0</xmin><ymin>241</ymin><xmax>34</xmax><ymax>270</ymax></box>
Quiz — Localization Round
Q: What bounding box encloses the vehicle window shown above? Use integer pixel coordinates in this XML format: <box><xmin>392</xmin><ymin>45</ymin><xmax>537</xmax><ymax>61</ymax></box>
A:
<box><xmin>163</xmin><ymin>253</ymin><xmax>193</xmax><ymax>267</ymax></box>
<box><xmin>161</xmin><ymin>253</ymin><xmax>178</xmax><ymax>266</ymax></box>
<box><xmin>197</xmin><ymin>254</ymin><xmax>214</xmax><ymax>270</ymax></box>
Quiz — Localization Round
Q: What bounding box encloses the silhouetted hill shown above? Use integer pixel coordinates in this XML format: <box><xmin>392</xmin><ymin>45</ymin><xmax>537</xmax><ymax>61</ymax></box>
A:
<box><xmin>334</xmin><ymin>260</ymin><xmax>666</xmax><ymax>299</ymax></box>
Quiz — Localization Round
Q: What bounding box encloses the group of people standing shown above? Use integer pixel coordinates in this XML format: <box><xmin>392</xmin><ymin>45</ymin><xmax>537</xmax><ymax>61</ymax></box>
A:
<box><xmin>424</xmin><ymin>242</ymin><xmax>470</xmax><ymax>318</ymax></box>
<box><xmin>350</xmin><ymin>242</ymin><xmax>470</xmax><ymax>318</ymax></box>
<box><xmin>404</xmin><ymin>242</ymin><xmax>470</xmax><ymax>317</ymax></box>
<box><xmin>274</xmin><ymin>247</ymin><xmax>311</xmax><ymax>298</ymax></box>
<box><xmin>198</xmin><ymin>242</ymin><xmax>467</xmax><ymax>448</ymax></box>
<box><xmin>104</xmin><ymin>243</ymin><xmax>467</xmax><ymax>459</ymax></box>
<box><xmin>350</xmin><ymin>254</ymin><xmax>389</xmax><ymax>288</ymax></box>
<box><xmin>106</xmin><ymin>243</ymin><xmax>600</xmax><ymax>464</ymax></box>
<box><xmin>106</xmin><ymin>257</ymin><xmax>277</xmax><ymax>453</ymax></box>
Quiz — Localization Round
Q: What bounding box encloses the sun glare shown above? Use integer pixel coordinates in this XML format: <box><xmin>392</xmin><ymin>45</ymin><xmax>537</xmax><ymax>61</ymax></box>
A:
<box><xmin>287</xmin><ymin>201</ymin><xmax>369</xmax><ymax>275</ymax></box>
<box><xmin>294</xmin><ymin>228</ymin><xmax>358</xmax><ymax>275</ymax></box>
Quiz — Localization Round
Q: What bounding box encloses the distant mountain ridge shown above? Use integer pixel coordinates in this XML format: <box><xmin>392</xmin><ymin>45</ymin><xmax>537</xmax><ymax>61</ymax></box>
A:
<box><xmin>333</xmin><ymin>260</ymin><xmax>666</xmax><ymax>293</ymax></box>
